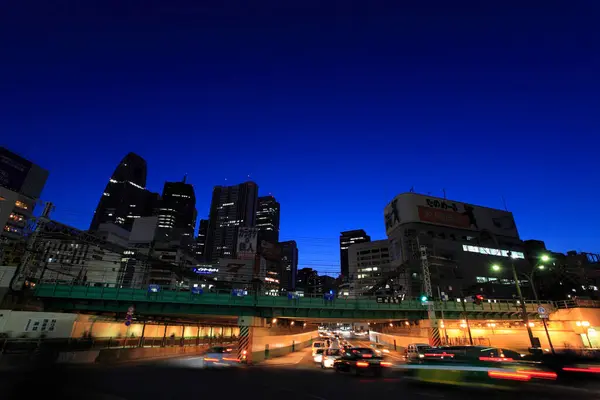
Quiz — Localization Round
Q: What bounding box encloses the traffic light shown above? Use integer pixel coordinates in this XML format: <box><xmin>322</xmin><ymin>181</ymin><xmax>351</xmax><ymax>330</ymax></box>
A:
<box><xmin>420</xmin><ymin>294</ymin><xmax>428</xmax><ymax>302</ymax></box>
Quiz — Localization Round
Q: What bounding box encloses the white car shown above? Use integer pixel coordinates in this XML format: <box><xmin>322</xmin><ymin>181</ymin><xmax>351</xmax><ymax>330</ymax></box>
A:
<box><xmin>199</xmin><ymin>346</ymin><xmax>241</xmax><ymax>368</ymax></box>
<box><xmin>313</xmin><ymin>348</ymin><xmax>326</xmax><ymax>363</ymax></box>
<box><xmin>321</xmin><ymin>348</ymin><xmax>342</xmax><ymax>369</ymax></box>
<box><xmin>312</xmin><ymin>340</ymin><xmax>327</xmax><ymax>356</ymax></box>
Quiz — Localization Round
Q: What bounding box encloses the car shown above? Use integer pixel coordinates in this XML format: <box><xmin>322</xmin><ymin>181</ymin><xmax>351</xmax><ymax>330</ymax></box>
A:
<box><xmin>312</xmin><ymin>340</ymin><xmax>327</xmax><ymax>355</ymax></box>
<box><xmin>370</xmin><ymin>343</ymin><xmax>390</xmax><ymax>355</ymax></box>
<box><xmin>200</xmin><ymin>346</ymin><xmax>240</xmax><ymax>367</ymax></box>
<box><xmin>333</xmin><ymin>347</ymin><xmax>392</xmax><ymax>376</ymax></box>
<box><xmin>313</xmin><ymin>348</ymin><xmax>326</xmax><ymax>363</ymax></box>
<box><xmin>405</xmin><ymin>343</ymin><xmax>431</xmax><ymax>362</ymax></box>
<box><xmin>321</xmin><ymin>348</ymin><xmax>343</xmax><ymax>369</ymax></box>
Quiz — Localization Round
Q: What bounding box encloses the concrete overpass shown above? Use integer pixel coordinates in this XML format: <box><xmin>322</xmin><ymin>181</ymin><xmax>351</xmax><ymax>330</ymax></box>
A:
<box><xmin>34</xmin><ymin>283</ymin><xmax>552</xmax><ymax>321</ymax></box>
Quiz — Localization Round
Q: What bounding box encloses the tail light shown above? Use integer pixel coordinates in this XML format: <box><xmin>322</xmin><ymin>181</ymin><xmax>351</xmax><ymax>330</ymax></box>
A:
<box><xmin>204</xmin><ymin>357</ymin><xmax>219</xmax><ymax>362</ymax></box>
<box><xmin>380</xmin><ymin>361</ymin><xmax>392</xmax><ymax>367</ymax></box>
<box><xmin>517</xmin><ymin>370</ymin><xmax>557</xmax><ymax>380</ymax></box>
<box><xmin>479</xmin><ymin>357</ymin><xmax>513</xmax><ymax>362</ymax></box>
<box><xmin>356</xmin><ymin>361</ymin><xmax>369</xmax><ymax>367</ymax></box>
<box><xmin>563</xmin><ymin>367</ymin><xmax>600</xmax><ymax>373</ymax></box>
<box><xmin>488</xmin><ymin>371</ymin><xmax>530</xmax><ymax>381</ymax></box>
<box><xmin>361</xmin><ymin>354</ymin><xmax>372</xmax><ymax>358</ymax></box>
<box><xmin>223</xmin><ymin>357</ymin><xmax>238</xmax><ymax>361</ymax></box>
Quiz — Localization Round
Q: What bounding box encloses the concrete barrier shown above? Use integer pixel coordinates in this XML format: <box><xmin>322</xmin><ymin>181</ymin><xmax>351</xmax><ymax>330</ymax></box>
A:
<box><xmin>56</xmin><ymin>350</ymin><xmax>100</xmax><ymax>364</ymax></box>
<box><xmin>95</xmin><ymin>344</ymin><xmax>211</xmax><ymax>364</ymax></box>
<box><xmin>251</xmin><ymin>330</ymin><xmax>318</xmax><ymax>363</ymax></box>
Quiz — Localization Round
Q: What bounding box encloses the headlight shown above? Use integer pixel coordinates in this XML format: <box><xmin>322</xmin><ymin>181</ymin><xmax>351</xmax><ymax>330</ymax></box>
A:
<box><xmin>419</xmin><ymin>354</ymin><xmax>425</xmax><ymax>358</ymax></box>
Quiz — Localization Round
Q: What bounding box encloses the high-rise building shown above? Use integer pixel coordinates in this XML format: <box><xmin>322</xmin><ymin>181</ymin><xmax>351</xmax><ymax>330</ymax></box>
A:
<box><xmin>90</xmin><ymin>153</ymin><xmax>158</xmax><ymax>232</ymax></box>
<box><xmin>155</xmin><ymin>177</ymin><xmax>197</xmax><ymax>244</ymax></box>
<box><xmin>280</xmin><ymin>240</ymin><xmax>298</xmax><ymax>291</ymax></box>
<box><xmin>205</xmin><ymin>181</ymin><xmax>258</xmax><ymax>262</ymax></box>
<box><xmin>339</xmin><ymin>229</ymin><xmax>371</xmax><ymax>279</ymax></box>
<box><xmin>0</xmin><ymin>147</ymin><xmax>49</xmax><ymax>241</ymax></box>
<box><xmin>347</xmin><ymin>240</ymin><xmax>391</xmax><ymax>296</ymax></box>
<box><xmin>256</xmin><ymin>195</ymin><xmax>280</xmax><ymax>244</ymax></box>
<box><xmin>193</xmin><ymin>219</ymin><xmax>209</xmax><ymax>260</ymax></box>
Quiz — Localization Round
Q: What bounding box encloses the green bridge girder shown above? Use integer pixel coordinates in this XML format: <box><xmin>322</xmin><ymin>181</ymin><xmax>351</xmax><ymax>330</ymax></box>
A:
<box><xmin>34</xmin><ymin>284</ymin><xmax>553</xmax><ymax>321</ymax></box>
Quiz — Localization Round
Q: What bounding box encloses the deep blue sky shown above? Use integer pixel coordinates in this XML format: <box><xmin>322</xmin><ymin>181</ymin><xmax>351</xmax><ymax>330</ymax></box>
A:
<box><xmin>2</xmin><ymin>1</ymin><xmax>599</xmax><ymax>275</ymax></box>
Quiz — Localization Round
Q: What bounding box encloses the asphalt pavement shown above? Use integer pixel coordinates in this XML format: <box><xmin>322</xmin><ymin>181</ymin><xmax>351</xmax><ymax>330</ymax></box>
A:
<box><xmin>1</xmin><ymin>337</ymin><xmax>599</xmax><ymax>400</ymax></box>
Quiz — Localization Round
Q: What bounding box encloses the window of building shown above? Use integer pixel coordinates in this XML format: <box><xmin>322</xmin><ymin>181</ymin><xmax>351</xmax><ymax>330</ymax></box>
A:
<box><xmin>14</xmin><ymin>200</ymin><xmax>29</xmax><ymax>210</ymax></box>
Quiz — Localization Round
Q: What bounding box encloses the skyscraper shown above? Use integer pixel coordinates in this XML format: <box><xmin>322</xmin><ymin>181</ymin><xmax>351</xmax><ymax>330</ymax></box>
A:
<box><xmin>256</xmin><ymin>195</ymin><xmax>280</xmax><ymax>244</ymax></box>
<box><xmin>205</xmin><ymin>181</ymin><xmax>258</xmax><ymax>262</ymax></box>
<box><xmin>280</xmin><ymin>240</ymin><xmax>298</xmax><ymax>291</ymax></box>
<box><xmin>90</xmin><ymin>153</ymin><xmax>159</xmax><ymax>232</ymax></box>
<box><xmin>156</xmin><ymin>177</ymin><xmax>197</xmax><ymax>244</ymax></box>
<box><xmin>339</xmin><ymin>229</ymin><xmax>371</xmax><ymax>279</ymax></box>
<box><xmin>194</xmin><ymin>219</ymin><xmax>209</xmax><ymax>260</ymax></box>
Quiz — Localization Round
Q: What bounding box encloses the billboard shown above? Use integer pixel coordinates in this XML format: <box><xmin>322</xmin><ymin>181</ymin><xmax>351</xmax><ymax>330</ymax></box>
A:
<box><xmin>0</xmin><ymin>147</ymin><xmax>33</xmax><ymax>194</ymax></box>
<box><xmin>237</xmin><ymin>228</ymin><xmax>258</xmax><ymax>260</ymax></box>
<box><xmin>384</xmin><ymin>193</ymin><xmax>519</xmax><ymax>239</ymax></box>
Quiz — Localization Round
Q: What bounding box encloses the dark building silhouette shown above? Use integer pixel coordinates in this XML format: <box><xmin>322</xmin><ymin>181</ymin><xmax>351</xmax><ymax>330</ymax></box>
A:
<box><xmin>296</xmin><ymin>267</ymin><xmax>318</xmax><ymax>294</ymax></box>
<box><xmin>156</xmin><ymin>176</ymin><xmax>197</xmax><ymax>245</ymax></box>
<box><xmin>280</xmin><ymin>240</ymin><xmax>298</xmax><ymax>291</ymax></box>
<box><xmin>256</xmin><ymin>195</ymin><xmax>280</xmax><ymax>244</ymax></box>
<box><xmin>205</xmin><ymin>181</ymin><xmax>258</xmax><ymax>262</ymax></box>
<box><xmin>339</xmin><ymin>229</ymin><xmax>371</xmax><ymax>279</ymax></box>
<box><xmin>90</xmin><ymin>153</ymin><xmax>158</xmax><ymax>232</ymax></box>
<box><xmin>194</xmin><ymin>219</ymin><xmax>209</xmax><ymax>260</ymax></box>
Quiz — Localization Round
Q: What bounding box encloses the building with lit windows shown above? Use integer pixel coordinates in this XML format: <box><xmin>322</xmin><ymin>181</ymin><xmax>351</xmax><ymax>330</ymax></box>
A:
<box><xmin>339</xmin><ymin>230</ymin><xmax>371</xmax><ymax>280</ymax></box>
<box><xmin>346</xmin><ymin>240</ymin><xmax>392</xmax><ymax>297</ymax></box>
<box><xmin>205</xmin><ymin>181</ymin><xmax>258</xmax><ymax>262</ymax></box>
<box><xmin>193</xmin><ymin>219</ymin><xmax>209</xmax><ymax>261</ymax></box>
<box><xmin>256</xmin><ymin>196</ymin><xmax>280</xmax><ymax>244</ymax></box>
<box><xmin>280</xmin><ymin>240</ymin><xmax>298</xmax><ymax>291</ymax></box>
<box><xmin>0</xmin><ymin>147</ymin><xmax>48</xmax><ymax>242</ymax></box>
<box><xmin>384</xmin><ymin>192</ymin><xmax>527</xmax><ymax>299</ymax></box>
<box><xmin>90</xmin><ymin>153</ymin><xmax>159</xmax><ymax>232</ymax></box>
<box><xmin>155</xmin><ymin>177</ymin><xmax>197</xmax><ymax>245</ymax></box>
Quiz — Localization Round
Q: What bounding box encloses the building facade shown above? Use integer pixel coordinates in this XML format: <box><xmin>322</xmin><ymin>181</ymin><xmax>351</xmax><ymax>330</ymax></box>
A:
<box><xmin>155</xmin><ymin>178</ymin><xmax>197</xmax><ymax>245</ymax></box>
<box><xmin>256</xmin><ymin>196</ymin><xmax>280</xmax><ymax>244</ymax></box>
<box><xmin>280</xmin><ymin>240</ymin><xmax>298</xmax><ymax>291</ymax></box>
<box><xmin>0</xmin><ymin>147</ymin><xmax>48</xmax><ymax>241</ymax></box>
<box><xmin>384</xmin><ymin>192</ymin><xmax>526</xmax><ymax>299</ymax></box>
<box><xmin>205</xmin><ymin>181</ymin><xmax>258</xmax><ymax>262</ymax></box>
<box><xmin>347</xmin><ymin>239</ymin><xmax>391</xmax><ymax>297</ymax></box>
<box><xmin>339</xmin><ymin>230</ymin><xmax>371</xmax><ymax>280</ymax></box>
<box><xmin>90</xmin><ymin>153</ymin><xmax>159</xmax><ymax>232</ymax></box>
<box><xmin>193</xmin><ymin>219</ymin><xmax>209</xmax><ymax>261</ymax></box>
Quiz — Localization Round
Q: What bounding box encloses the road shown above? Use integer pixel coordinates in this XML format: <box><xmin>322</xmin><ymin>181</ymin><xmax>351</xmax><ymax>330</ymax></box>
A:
<box><xmin>1</xmin><ymin>337</ymin><xmax>598</xmax><ymax>399</ymax></box>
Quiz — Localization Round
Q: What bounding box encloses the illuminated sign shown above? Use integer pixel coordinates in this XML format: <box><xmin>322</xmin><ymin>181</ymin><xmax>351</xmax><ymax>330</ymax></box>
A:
<box><xmin>193</xmin><ymin>266</ymin><xmax>219</xmax><ymax>274</ymax></box>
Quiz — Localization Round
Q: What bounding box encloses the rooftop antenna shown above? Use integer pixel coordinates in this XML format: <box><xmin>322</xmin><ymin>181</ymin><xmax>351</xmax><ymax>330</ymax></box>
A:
<box><xmin>182</xmin><ymin>173</ymin><xmax>187</xmax><ymax>183</ymax></box>
<box><xmin>410</xmin><ymin>186</ymin><xmax>415</xmax><ymax>193</ymax></box>
<box><xmin>443</xmin><ymin>188</ymin><xmax>446</xmax><ymax>199</ymax></box>
<box><xmin>501</xmin><ymin>195</ymin><xmax>508</xmax><ymax>211</ymax></box>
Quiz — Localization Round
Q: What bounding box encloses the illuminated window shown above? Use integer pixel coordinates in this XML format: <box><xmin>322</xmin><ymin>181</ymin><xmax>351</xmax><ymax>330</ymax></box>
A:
<box><xmin>14</xmin><ymin>201</ymin><xmax>29</xmax><ymax>210</ymax></box>
<box><xmin>462</xmin><ymin>245</ymin><xmax>524</xmax><ymax>259</ymax></box>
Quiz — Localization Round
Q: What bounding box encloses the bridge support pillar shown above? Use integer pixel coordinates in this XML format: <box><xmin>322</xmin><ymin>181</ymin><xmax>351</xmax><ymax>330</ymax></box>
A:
<box><xmin>237</xmin><ymin>316</ymin><xmax>266</xmax><ymax>365</ymax></box>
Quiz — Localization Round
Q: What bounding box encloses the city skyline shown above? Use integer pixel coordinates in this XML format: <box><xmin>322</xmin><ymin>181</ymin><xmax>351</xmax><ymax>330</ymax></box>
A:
<box><xmin>3</xmin><ymin>1</ymin><xmax>599</xmax><ymax>275</ymax></box>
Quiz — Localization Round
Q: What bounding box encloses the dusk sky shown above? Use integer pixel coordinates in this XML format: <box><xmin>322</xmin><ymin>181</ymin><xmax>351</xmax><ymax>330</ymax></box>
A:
<box><xmin>2</xmin><ymin>1</ymin><xmax>599</xmax><ymax>275</ymax></box>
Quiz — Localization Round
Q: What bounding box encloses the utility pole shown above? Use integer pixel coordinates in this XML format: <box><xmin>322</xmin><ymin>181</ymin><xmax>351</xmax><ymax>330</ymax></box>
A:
<box><xmin>419</xmin><ymin>240</ymin><xmax>441</xmax><ymax>347</ymax></box>
<box><xmin>11</xmin><ymin>202</ymin><xmax>54</xmax><ymax>291</ymax></box>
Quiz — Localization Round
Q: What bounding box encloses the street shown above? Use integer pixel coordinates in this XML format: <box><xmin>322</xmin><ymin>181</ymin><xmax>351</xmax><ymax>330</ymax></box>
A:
<box><xmin>2</xmin><ymin>338</ymin><xmax>599</xmax><ymax>400</ymax></box>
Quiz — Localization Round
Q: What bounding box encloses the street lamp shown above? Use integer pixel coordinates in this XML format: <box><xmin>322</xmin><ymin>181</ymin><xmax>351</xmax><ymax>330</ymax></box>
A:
<box><xmin>491</xmin><ymin>254</ymin><xmax>555</xmax><ymax>354</ymax></box>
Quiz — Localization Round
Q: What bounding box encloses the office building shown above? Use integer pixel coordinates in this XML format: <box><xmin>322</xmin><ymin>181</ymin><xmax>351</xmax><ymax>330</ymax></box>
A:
<box><xmin>296</xmin><ymin>267</ymin><xmax>318</xmax><ymax>294</ymax></box>
<box><xmin>155</xmin><ymin>177</ymin><xmax>197</xmax><ymax>245</ymax></box>
<box><xmin>205</xmin><ymin>181</ymin><xmax>258</xmax><ymax>262</ymax></box>
<box><xmin>339</xmin><ymin>230</ymin><xmax>371</xmax><ymax>279</ymax></box>
<box><xmin>346</xmin><ymin>240</ymin><xmax>391</xmax><ymax>297</ymax></box>
<box><xmin>280</xmin><ymin>240</ymin><xmax>298</xmax><ymax>291</ymax></box>
<box><xmin>193</xmin><ymin>219</ymin><xmax>209</xmax><ymax>261</ymax></box>
<box><xmin>384</xmin><ymin>192</ymin><xmax>525</xmax><ymax>298</ymax></box>
<box><xmin>256</xmin><ymin>196</ymin><xmax>280</xmax><ymax>244</ymax></box>
<box><xmin>0</xmin><ymin>147</ymin><xmax>48</xmax><ymax>241</ymax></box>
<box><xmin>90</xmin><ymin>153</ymin><xmax>159</xmax><ymax>232</ymax></box>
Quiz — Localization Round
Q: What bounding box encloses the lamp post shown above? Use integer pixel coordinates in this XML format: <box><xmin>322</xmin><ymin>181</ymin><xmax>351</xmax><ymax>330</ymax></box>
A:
<box><xmin>491</xmin><ymin>253</ymin><xmax>555</xmax><ymax>354</ymax></box>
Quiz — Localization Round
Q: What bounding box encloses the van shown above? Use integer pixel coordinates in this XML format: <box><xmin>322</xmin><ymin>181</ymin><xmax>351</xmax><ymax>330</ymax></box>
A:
<box><xmin>312</xmin><ymin>340</ymin><xmax>327</xmax><ymax>355</ymax></box>
<box><xmin>405</xmin><ymin>343</ymin><xmax>431</xmax><ymax>361</ymax></box>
